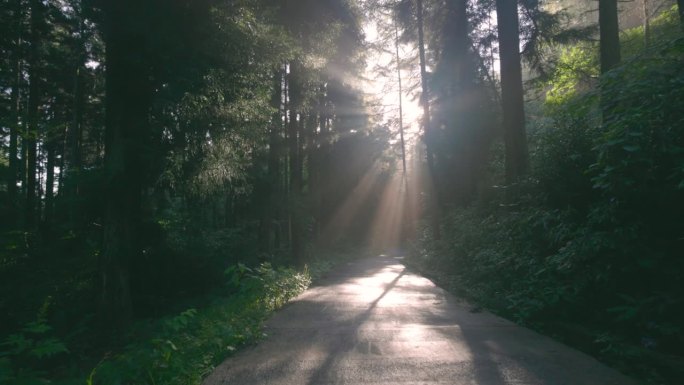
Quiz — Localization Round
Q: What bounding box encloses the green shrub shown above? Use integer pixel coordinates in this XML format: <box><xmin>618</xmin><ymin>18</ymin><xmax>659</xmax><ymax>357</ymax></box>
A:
<box><xmin>410</xmin><ymin>21</ymin><xmax>684</xmax><ymax>385</ymax></box>
<box><xmin>90</xmin><ymin>263</ymin><xmax>308</xmax><ymax>385</ymax></box>
<box><xmin>0</xmin><ymin>319</ymin><xmax>69</xmax><ymax>385</ymax></box>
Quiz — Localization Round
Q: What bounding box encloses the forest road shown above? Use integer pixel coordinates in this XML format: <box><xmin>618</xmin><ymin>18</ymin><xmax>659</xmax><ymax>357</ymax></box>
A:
<box><xmin>203</xmin><ymin>255</ymin><xmax>636</xmax><ymax>385</ymax></box>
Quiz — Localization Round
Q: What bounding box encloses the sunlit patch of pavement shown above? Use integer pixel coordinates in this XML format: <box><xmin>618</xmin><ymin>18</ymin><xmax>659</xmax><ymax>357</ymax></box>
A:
<box><xmin>203</xmin><ymin>256</ymin><xmax>636</xmax><ymax>385</ymax></box>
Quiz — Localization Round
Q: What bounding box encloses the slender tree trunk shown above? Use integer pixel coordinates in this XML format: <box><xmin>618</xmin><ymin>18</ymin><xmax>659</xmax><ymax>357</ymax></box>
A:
<box><xmin>678</xmin><ymin>0</ymin><xmax>683</xmax><ymax>26</ymax></box>
<box><xmin>599</xmin><ymin>0</ymin><xmax>621</xmax><ymax>74</ymax></box>
<box><xmin>8</xmin><ymin>79</ymin><xmax>20</xmax><ymax>220</ymax></box>
<box><xmin>306</xmin><ymin>111</ymin><xmax>318</xmax><ymax>238</ymax></box>
<box><xmin>394</xmin><ymin>20</ymin><xmax>407</xmax><ymax>175</ymax></box>
<box><xmin>288</xmin><ymin>112</ymin><xmax>302</xmax><ymax>261</ymax></box>
<box><xmin>642</xmin><ymin>0</ymin><xmax>650</xmax><ymax>46</ymax></box>
<box><xmin>68</xmin><ymin>63</ymin><xmax>85</xmax><ymax>227</ymax></box>
<box><xmin>287</xmin><ymin>64</ymin><xmax>302</xmax><ymax>263</ymax></box>
<box><xmin>416</xmin><ymin>0</ymin><xmax>433</xmax><ymax>173</ymax></box>
<box><xmin>21</xmin><ymin>122</ymin><xmax>28</xmax><ymax>198</ymax></box>
<box><xmin>7</xmin><ymin>1</ymin><xmax>22</xmax><ymax>226</ymax></box>
<box><xmin>26</xmin><ymin>0</ymin><xmax>43</xmax><ymax>230</ymax></box>
<box><xmin>70</xmin><ymin>24</ymin><xmax>85</xmax><ymax>185</ymax></box>
<box><xmin>71</xmin><ymin>66</ymin><xmax>84</xmax><ymax>170</ymax></box>
<box><xmin>279</xmin><ymin>74</ymin><xmax>289</xmax><ymax>251</ymax></box>
<box><xmin>316</xmin><ymin>83</ymin><xmax>330</xmax><ymax>243</ymax></box>
<box><xmin>99</xmin><ymin>0</ymin><xmax>151</xmax><ymax>329</ymax></box>
<box><xmin>598</xmin><ymin>0</ymin><xmax>621</xmax><ymax>123</ymax></box>
<box><xmin>496</xmin><ymin>0</ymin><xmax>528</xmax><ymax>184</ymax></box>
<box><xmin>448</xmin><ymin>0</ymin><xmax>471</xmax><ymax>87</ymax></box>
<box><xmin>416</xmin><ymin>0</ymin><xmax>440</xmax><ymax>239</ymax></box>
<box><xmin>296</xmin><ymin>117</ymin><xmax>305</xmax><ymax>192</ymax></box>
<box><xmin>59</xmin><ymin>130</ymin><xmax>66</xmax><ymax>193</ymax></box>
<box><xmin>44</xmin><ymin>97</ymin><xmax>64</xmax><ymax>236</ymax></box>
<box><xmin>44</xmin><ymin>139</ymin><xmax>55</xmax><ymax>233</ymax></box>
<box><xmin>267</xmin><ymin>69</ymin><xmax>283</xmax><ymax>251</ymax></box>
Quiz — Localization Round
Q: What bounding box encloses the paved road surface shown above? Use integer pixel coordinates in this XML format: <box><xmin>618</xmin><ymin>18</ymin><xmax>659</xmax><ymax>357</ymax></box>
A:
<box><xmin>204</xmin><ymin>256</ymin><xmax>636</xmax><ymax>385</ymax></box>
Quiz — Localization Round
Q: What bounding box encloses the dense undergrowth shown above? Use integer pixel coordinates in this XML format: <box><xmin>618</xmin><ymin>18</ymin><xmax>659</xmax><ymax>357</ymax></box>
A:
<box><xmin>409</xmin><ymin>8</ymin><xmax>684</xmax><ymax>385</ymax></box>
<box><xmin>0</xmin><ymin>212</ymin><xmax>355</xmax><ymax>385</ymax></box>
<box><xmin>1</xmin><ymin>261</ymin><xmax>312</xmax><ymax>385</ymax></box>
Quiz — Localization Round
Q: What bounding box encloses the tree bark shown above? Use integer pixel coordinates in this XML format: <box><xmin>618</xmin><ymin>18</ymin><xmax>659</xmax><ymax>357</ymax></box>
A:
<box><xmin>416</xmin><ymin>0</ymin><xmax>440</xmax><ymax>239</ymax></box>
<box><xmin>306</xmin><ymin>110</ymin><xmax>319</xmax><ymax>238</ymax></box>
<box><xmin>447</xmin><ymin>0</ymin><xmax>472</xmax><ymax>88</ymax></box>
<box><xmin>287</xmin><ymin>63</ymin><xmax>303</xmax><ymax>263</ymax></box>
<box><xmin>677</xmin><ymin>0</ymin><xmax>683</xmax><ymax>27</ymax></box>
<box><xmin>267</xmin><ymin>69</ymin><xmax>284</xmax><ymax>251</ymax></box>
<box><xmin>316</xmin><ymin>83</ymin><xmax>330</xmax><ymax>244</ymax></box>
<box><xmin>496</xmin><ymin>0</ymin><xmax>528</xmax><ymax>184</ymax></box>
<box><xmin>7</xmin><ymin>0</ymin><xmax>22</xmax><ymax>227</ymax></box>
<box><xmin>43</xmin><ymin>139</ymin><xmax>55</xmax><ymax>233</ymax></box>
<box><xmin>642</xmin><ymin>0</ymin><xmax>650</xmax><ymax>46</ymax></box>
<box><xmin>99</xmin><ymin>0</ymin><xmax>151</xmax><ymax>329</ymax></box>
<box><xmin>25</xmin><ymin>0</ymin><xmax>43</xmax><ymax>230</ymax></box>
<box><xmin>70</xmin><ymin>18</ymin><xmax>85</xmax><ymax>182</ymax></box>
<box><xmin>68</xmin><ymin>62</ymin><xmax>85</xmax><ymax>225</ymax></box>
<box><xmin>442</xmin><ymin>0</ymin><xmax>479</xmax><ymax>204</ymax></box>
<box><xmin>394</xmin><ymin>20</ymin><xmax>407</xmax><ymax>175</ymax></box>
<box><xmin>599</xmin><ymin>0</ymin><xmax>621</xmax><ymax>74</ymax></box>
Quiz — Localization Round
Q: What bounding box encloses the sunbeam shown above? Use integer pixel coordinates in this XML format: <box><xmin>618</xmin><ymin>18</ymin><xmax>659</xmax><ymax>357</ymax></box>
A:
<box><xmin>319</xmin><ymin>160</ymin><xmax>387</xmax><ymax>244</ymax></box>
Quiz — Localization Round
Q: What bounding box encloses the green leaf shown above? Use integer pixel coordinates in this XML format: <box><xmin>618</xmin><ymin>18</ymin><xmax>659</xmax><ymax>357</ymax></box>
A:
<box><xmin>2</xmin><ymin>333</ymin><xmax>32</xmax><ymax>353</ymax></box>
<box><xmin>22</xmin><ymin>322</ymin><xmax>51</xmax><ymax>335</ymax></box>
<box><xmin>29</xmin><ymin>338</ymin><xmax>68</xmax><ymax>358</ymax></box>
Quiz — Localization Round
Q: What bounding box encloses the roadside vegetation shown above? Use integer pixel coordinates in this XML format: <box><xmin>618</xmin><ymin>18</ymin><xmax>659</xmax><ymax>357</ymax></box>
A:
<box><xmin>409</xmin><ymin>7</ymin><xmax>684</xmax><ymax>384</ymax></box>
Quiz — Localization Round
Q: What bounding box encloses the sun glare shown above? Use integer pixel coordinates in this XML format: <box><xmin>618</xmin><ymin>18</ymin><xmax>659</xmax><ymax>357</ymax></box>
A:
<box><xmin>363</xmin><ymin>18</ymin><xmax>423</xmax><ymax>145</ymax></box>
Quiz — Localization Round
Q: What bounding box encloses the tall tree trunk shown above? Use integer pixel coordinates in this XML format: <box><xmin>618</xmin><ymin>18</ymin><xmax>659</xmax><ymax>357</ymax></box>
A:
<box><xmin>443</xmin><ymin>0</ymin><xmax>477</xmax><ymax>203</ymax></box>
<box><xmin>43</xmin><ymin>139</ymin><xmax>55</xmax><ymax>234</ymax></box>
<box><xmin>306</xmin><ymin>111</ymin><xmax>319</xmax><ymax>238</ymax></box>
<box><xmin>280</xmin><ymin>73</ymin><xmax>290</xmax><ymax>251</ymax></box>
<box><xmin>69</xmin><ymin>16</ymin><xmax>86</xmax><ymax>200</ymax></box>
<box><xmin>99</xmin><ymin>0</ymin><xmax>151</xmax><ymax>329</ymax></box>
<box><xmin>416</xmin><ymin>0</ymin><xmax>433</xmax><ymax>173</ymax></box>
<box><xmin>394</xmin><ymin>20</ymin><xmax>407</xmax><ymax>175</ymax></box>
<box><xmin>287</xmin><ymin>64</ymin><xmax>302</xmax><ymax>263</ymax></box>
<box><xmin>599</xmin><ymin>0</ymin><xmax>621</xmax><ymax>74</ymax></box>
<box><xmin>296</xmin><ymin>117</ymin><xmax>305</xmax><ymax>192</ymax></box>
<box><xmin>416</xmin><ymin>0</ymin><xmax>440</xmax><ymax>239</ymax></box>
<box><xmin>59</xmin><ymin>128</ymin><xmax>67</xmax><ymax>193</ymax></box>
<box><xmin>288</xmin><ymin>111</ymin><xmax>302</xmax><ymax>262</ymax></box>
<box><xmin>496</xmin><ymin>0</ymin><xmax>528</xmax><ymax>184</ymax></box>
<box><xmin>642</xmin><ymin>0</ymin><xmax>650</xmax><ymax>46</ymax></box>
<box><xmin>21</xmin><ymin>121</ymin><xmax>28</xmax><ymax>199</ymax></box>
<box><xmin>25</xmin><ymin>0</ymin><xmax>43</xmax><ymax>230</ymax></box>
<box><xmin>316</xmin><ymin>83</ymin><xmax>330</xmax><ymax>244</ymax></box>
<box><xmin>8</xmin><ymin>66</ymin><xmax>20</xmax><ymax>224</ymax></box>
<box><xmin>678</xmin><ymin>0</ymin><xmax>683</xmax><ymax>26</ymax></box>
<box><xmin>267</xmin><ymin>69</ymin><xmax>284</xmax><ymax>251</ymax></box>
<box><xmin>71</xmin><ymin>65</ymin><xmax>84</xmax><ymax>172</ymax></box>
<box><xmin>44</xmin><ymin>97</ymin><xmax>64</xmax><ymax>236</ymax></box>
<box><xmin>7</xmin><ymin>0</ymin><xmax>22</xmax><ymax>227</ymax></box>
<box><xmin>447</xmin><ymin>0</ymin><xmax>471</xmax><ymax>88</ymax></box>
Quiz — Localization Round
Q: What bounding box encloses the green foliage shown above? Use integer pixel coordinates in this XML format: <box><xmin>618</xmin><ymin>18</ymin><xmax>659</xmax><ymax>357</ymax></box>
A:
<box><xmin>544</xmin><ymin>43</ymin><xmax>599</xmax><ymax>108</ymax></box>
<box><xmin>1</xmin><ymin>258</ymin><xmax>313</xmax><ymax>385</ymax></box>
<box><xmin>91</xmin><ymin>263</ymin><xmax>310</xmax><ymax>385</ymax></box>
<box><xmin>593</xmin><ymin>38</ymin><xmax>684</xmax><ymax>202</ymax></box>
<box><xmin>410</xmin><ymin>15</ymin><xmax>684</xmax><ymax>385</ymax></box>
<box><xmin>0</xmin><ymin>319</ymin><xmax>69</xmax><ymax>385</ymax></box>
<box><xmin>620</xmin><ymin>6</ymin><xmax>683</xmax><ymax>58</ymax></box>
